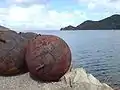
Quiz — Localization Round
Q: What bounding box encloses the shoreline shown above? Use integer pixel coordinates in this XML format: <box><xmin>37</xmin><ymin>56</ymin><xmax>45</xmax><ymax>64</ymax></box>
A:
<box><xmin>0</xmin><ymin>68</ymin><xmax>113</xmax><ymax>90</ymax></box>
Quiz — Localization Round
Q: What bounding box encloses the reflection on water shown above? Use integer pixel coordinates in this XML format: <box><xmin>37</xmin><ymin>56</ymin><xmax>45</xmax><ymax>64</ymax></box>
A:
<box><xmin>29</xmin><ymin>30</ymin><xmax>120</xmax><ymax>89</ymax></box>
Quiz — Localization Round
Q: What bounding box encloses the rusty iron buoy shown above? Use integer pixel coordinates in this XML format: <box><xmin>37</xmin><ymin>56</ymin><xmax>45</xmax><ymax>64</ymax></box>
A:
<box><xmin>0</xmin><ymin>30</ymin><xmax>33</xmax><ymax>75</ymax></box>
<box><xmin>25</xmin><ymin>35</ymin><xmax>71</xmax><ymax>81</ymax></box>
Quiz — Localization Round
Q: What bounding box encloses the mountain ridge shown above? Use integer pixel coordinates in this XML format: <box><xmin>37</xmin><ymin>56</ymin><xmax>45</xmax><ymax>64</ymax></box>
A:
<box><xmin>60</xmin><ymin>14</ymin><xmax>120</xmax><ymax>30</ymax></box>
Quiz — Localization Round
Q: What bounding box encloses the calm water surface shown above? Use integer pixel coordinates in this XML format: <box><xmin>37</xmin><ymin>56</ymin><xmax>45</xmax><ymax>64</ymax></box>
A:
<box><xmin>27</xmin><ymin>30</ymin><xmax>120</xmax><ymax>89</ymax></box>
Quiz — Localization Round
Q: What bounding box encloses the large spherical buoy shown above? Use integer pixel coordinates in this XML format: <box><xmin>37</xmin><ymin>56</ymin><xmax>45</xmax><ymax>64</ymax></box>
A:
<box><xmin>0</xmin><ymin>30</ymin><xmax>27</xmax><ymax>75</ymax></box>
<box><xmin>25</xmin><ymin>35</ymin><xmax>71</xmax><ymax>81</ymax></box>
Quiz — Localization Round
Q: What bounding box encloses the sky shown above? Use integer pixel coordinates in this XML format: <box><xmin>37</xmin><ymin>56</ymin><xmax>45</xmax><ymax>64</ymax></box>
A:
<box><xmin>0</xmin><ymin>0</ymin><xmax>120</xmax><ymax>30</ymax></box>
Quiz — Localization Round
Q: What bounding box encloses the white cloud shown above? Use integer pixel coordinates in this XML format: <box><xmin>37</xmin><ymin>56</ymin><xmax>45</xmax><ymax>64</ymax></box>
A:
<box><xmin>15</xmin><ymin>0</ymin><xmax>24</xmax><ymax>3</ymax></box>
<box><xmin>0</xmin><ymin>4</ymin><xmax>87</xmax><ymax>30</ymax></box>
<box><xmin>9</xmin><ymin>6</ymin><xmax>28</xmax><ymax>21</ymax></box>
<box><xmin>75</xmin><ymin>0</ymin><xmax>120</xmax><ymax>22</ymax></box>
<box><xmin>87</xmin><ymin>2</ymin><xmax>95</xmax><ymax>10</ymax></box>
<box><xmin>78</xmin><ymin>0</ymin><xmax>120</xmax><ymax>13</ymax></box>
<box><xmin>7</xmin><ymin>0</ymin><xmax>49</xmax><ymax>5</ymax></box>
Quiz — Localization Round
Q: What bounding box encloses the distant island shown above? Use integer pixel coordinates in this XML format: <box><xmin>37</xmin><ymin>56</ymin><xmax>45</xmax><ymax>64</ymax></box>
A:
<box><xmin>60</xmin><ymin>14</ymin><xmax>120</xmax><ymax>30</ymax></box>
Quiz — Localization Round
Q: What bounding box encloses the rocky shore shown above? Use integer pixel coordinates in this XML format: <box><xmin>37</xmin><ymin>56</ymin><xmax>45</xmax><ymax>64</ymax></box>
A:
<box><xmin>0</xmin><ymin>27</ymin><xmax>114</xmax><ymax>90</ymax></box>
<box><xmin>0</xmin><ymin>68</ymin><xmax>113</xmax><ymax>90</ymax></box>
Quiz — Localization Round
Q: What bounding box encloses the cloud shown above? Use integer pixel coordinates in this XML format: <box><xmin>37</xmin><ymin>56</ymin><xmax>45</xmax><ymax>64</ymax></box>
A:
<box><xmin>75</xmin><ymin>0</ymin><xmax>120</xmax><ymax>22</ymax></box>
<box><xmin>2</xmin><ymin>0</ymin><xmax>119</xmax><ymax>30</ymax></box>
<box><xmin>0</xmin><ymin>4</ymin><xmax>87</xmax><ymax>30</ymax></box>
<box><xmin>4</xmin><ymin>0</ymin><xmax>50</xmax><ymax>6</ymax></box>
<box><xmin>78</xmin><ymin>0</ymin><xmax>120</xmax><ymax>13</ymax></box>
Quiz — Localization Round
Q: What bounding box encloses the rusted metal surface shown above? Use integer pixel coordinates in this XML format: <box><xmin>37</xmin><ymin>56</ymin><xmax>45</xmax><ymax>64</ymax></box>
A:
<box><xmin>26</xmin><ymin>35</ymin><xmax>71</xmax><ymax>81</ymax></box>
<box><xmin>0</xmin><ymin>30</ymin><xmax>27</xmax><ymax>75</ymax></box>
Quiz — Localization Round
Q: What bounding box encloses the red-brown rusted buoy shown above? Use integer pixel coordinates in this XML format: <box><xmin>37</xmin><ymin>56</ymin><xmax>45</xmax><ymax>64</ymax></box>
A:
<box><xmin>0</xmin><ymin>30</ymin><xmax>26</xmax><ymax>75</ymax></box>
<box><xmin>25</xmin><ymin>35</ymin><xmax>71</xmax><ymax>81</ymax></box>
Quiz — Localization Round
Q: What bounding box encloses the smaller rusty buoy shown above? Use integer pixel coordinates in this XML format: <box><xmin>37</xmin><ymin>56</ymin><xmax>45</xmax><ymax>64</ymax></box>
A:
<box><xmin>25</xmin><ymin>35</ymin><xmax>71</xmax><ymax>81</ymax></box>
<box><xmin>0</xmin><ymin>30</ymin><xmax>27</xmax><ymax>75</ymax></box>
